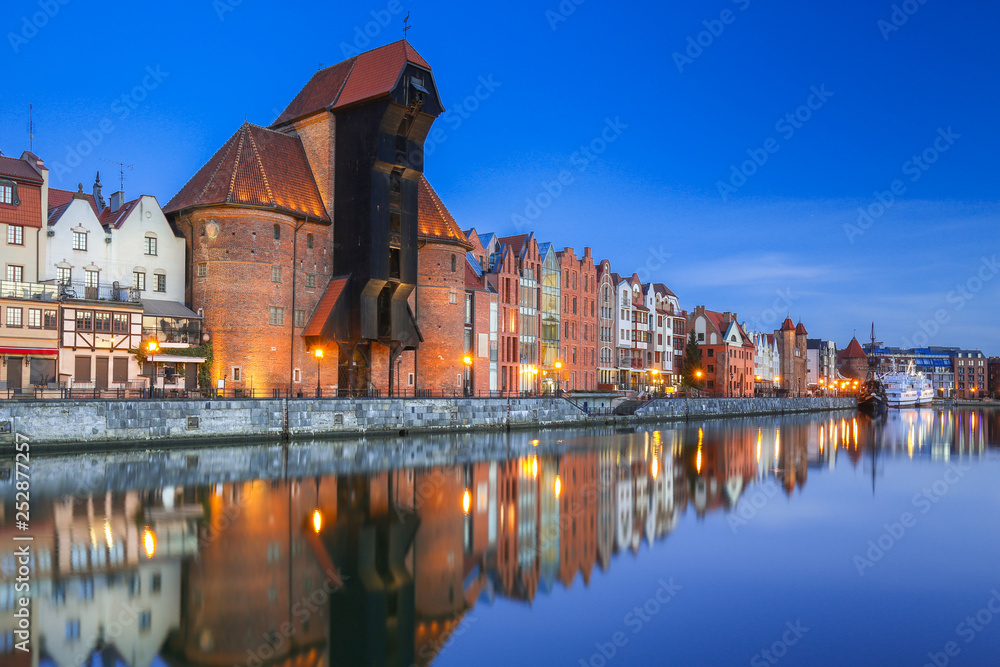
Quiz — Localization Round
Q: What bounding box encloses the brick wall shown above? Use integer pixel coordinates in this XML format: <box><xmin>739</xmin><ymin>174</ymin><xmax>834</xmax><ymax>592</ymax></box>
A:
<box><xmin>558</xmin><ymin>247</ymin><xmax>597</xmax><ymax>391</ymax></box>
<box><xmin>183</xmin><ymin>206</ymin><xmax>333</xmax><ymax>392</ymax></box>
<box><xmin>415</xmin><ymin>241</ymin><xmax>467</xmax><ymax>393</ymax></box>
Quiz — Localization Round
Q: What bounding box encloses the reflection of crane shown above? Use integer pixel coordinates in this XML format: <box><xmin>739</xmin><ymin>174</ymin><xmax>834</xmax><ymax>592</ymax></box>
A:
<box><xmin>863</xmin><ymin>413</ymin><xmax>887</xmax><ymax>495</ymax></box>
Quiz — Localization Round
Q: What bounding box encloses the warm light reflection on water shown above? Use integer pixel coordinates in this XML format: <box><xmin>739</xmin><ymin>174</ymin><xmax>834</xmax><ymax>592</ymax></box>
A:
<box><xmin>2</xmin><ymin>406</ymin><xmax>999</xmax><ymax>667</ymax></box>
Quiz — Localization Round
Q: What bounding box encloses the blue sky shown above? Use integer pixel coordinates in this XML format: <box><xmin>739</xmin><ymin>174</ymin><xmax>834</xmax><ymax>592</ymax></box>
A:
<box><xmin>2</xmin><ymin>0</ymin><xmax>998</xmax><ymax>351</ymax></box>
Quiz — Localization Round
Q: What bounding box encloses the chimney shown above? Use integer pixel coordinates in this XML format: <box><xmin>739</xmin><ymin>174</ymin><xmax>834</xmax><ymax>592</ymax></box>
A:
<box><xmin>110</xmin><ymin>190</ymin><xmax>124</xmax><ymax>213</ymax></box>
<box><xmin>93</xmin><ymin>172</ymin><xmax>106</xmax><ymax>213</ymax></box>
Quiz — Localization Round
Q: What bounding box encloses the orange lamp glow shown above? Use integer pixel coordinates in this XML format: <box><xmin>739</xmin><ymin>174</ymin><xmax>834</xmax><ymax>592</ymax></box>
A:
<box><xmin>314</xmin><ymin>348</ymin><xmax>324</xmax><ymax>359</ymax></box>
<box><xmin>554</xmin><ymin>476</ymin><xmax>562</xmax><ymax>498</ymax></box>
<box><xmin>462</xmin><ymin>489</ymin><xmax>471</xmax><ymax>514</ymax></box>
<box><xmin>312</xmin><ymin>509</ymin><xmax>323</xmax><ymax>533</ymax></box>
<box><xmin>142</xmin><ymin>528</ymin><xmax>156</xmax><ymax>558</ymax></box>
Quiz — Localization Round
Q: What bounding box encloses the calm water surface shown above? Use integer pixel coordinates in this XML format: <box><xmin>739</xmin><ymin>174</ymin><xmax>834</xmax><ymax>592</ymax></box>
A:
<box><xmin>3</xmin><ymin>407</ymin><xmax>999</xmax><ymax>667</ymax></box>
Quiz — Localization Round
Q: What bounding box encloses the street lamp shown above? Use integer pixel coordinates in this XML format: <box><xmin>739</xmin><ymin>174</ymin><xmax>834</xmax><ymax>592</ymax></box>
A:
<box><xmin>314</xmin><ymin>348</ymin><xmax>324</xmax><ymax>397</ymax></box>
<box><xmin>463</xmin><ymin>355</ymin><xmax>473</xmax><ymax>396</ymax></box>
<box><xmin>145</xmin><ymin>339</ymin><xmax>159</xmax><ymax>397</ymax></box>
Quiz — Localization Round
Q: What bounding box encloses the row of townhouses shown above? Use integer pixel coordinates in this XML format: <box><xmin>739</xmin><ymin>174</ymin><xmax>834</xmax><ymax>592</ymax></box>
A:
<box><xmin>4</xmin><ymin>40</ymin><xmax>989</xmax><ymax>399</ymax></box>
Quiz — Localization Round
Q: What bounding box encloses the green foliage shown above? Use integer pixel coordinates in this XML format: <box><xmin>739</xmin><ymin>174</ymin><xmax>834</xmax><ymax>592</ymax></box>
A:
<box><xmin>130</xmin><ymin>339</ymin><xmax>213</xmax><ymax>389</ymax></box>
<box><xmin>681</xmin><ymin>330</ymin><xmax>704</xmax><ymax>389</ymax></box>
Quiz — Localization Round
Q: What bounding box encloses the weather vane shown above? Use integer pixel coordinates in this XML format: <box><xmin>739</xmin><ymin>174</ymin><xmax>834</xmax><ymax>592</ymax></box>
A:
<box><xmin>403</xmin><ymin>12</ymin><xmax>411</xmax><ymax>39</ymax></box>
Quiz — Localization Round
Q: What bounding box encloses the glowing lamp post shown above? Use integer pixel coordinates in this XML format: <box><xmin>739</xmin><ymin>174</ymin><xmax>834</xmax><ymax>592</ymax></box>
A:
<box><xmin>314</xmin><ymin>348</ymin><xmax>324</xmax><ymax>398</ymax></box>
<box><xmin>146</xmin><ymin>339</ymin><xmax>159</xmax><ymax>397</ymax></box>
<box><xmin>463</xmin><ymin>355</ymin><xmax>473</xmax><ymax>396</ymax></box>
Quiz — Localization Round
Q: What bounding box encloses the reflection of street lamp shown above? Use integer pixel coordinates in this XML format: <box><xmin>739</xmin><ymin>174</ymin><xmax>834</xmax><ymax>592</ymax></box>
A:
<box><xmin>143</xmin><ymin>528</ymin><xmax>156</xmax><ymax>558</ymax></box>
<box><xmin>463</xmin><ymin>489</ymin><xmax>471</xmax><ymax>514</ymax></box>
<box><xmin>314</xmin><ymin>348</ymin><xmax>324</xmax><ymax>397</ymax></box>
<box><xmin>312</xmin><ymin>509</ymin><xmax>323</xmax><ymax>533</ymax></box>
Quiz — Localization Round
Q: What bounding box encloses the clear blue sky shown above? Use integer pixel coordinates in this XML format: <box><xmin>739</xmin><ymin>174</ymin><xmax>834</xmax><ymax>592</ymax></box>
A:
<box><xmin>3</xmin><ymin>0</ymin><xmax>998</xmax><ymax>352</ymax></box>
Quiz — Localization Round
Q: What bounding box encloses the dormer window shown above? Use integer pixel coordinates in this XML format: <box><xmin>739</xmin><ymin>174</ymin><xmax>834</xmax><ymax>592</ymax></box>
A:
<box><xmin>0</xmin><ymin>180</ymin><xmax>19</xmax><ymax>206</ymax></box>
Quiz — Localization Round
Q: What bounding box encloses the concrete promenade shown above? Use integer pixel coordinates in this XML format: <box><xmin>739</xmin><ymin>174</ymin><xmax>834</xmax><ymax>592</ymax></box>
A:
<box><xmin>0</xmin><ymin>396</ymin><xmax>857</xmax><ymax>448</ymax></box>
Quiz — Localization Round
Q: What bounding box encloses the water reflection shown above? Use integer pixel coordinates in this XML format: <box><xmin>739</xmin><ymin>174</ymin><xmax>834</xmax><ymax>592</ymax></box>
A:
<box><xmin>1</xmin><ymin>407</ymin><xmax>997</xmax><ymax>667</ymax></box>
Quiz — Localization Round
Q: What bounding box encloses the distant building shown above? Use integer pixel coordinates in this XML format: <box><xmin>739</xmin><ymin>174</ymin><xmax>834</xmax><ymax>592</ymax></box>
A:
<box><xmin>596</xmin><ymin>259</ymin><xmax>617</xmax><ymax>389</ymax></box>
<box><xmin>988</xmin><ymin>357</ymin><xmax>1000</xmax><ymax>399</ymax></box>
<box><xmin>688</xmin><ymin>306</ymin><xmax>756</xmax><ymax>397</ymax></box>
<box><xmin>556</xmin><ymin>246</ymin><xmax>597</xmax><ymax>392</ymax></box>
<box><xmin>538</xmin><ymin>242</ymin><xmax>561</xmax><ymax>393</ymax></box>
<box><xmin>837</xmin><ymin>337</ymin><xmax>869</xmax><ymax>380</ymax></box>
<box><xmin>951</xmin><ymin>349</ymin><xmax>986</xmax><ymax>399</ymax></box>
<box><xmin>774</xmin><ymin>318</ymin><xmax>808</xmax><ymax>397</ymax></box>
<box><xmin>806</xmin><ymin>338</ymin><xmax>838</xmax><ymax>391</ymax></box>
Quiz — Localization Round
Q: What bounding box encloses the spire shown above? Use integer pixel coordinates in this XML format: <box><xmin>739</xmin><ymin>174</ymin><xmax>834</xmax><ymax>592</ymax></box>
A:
<box><xmin>93</xmin><ymin>171</ymin><xmax>106</xmax><ymax>212</ymax></box>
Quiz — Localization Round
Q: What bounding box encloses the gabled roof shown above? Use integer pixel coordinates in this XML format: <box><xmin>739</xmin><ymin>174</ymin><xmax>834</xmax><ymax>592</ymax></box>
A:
<box><xmin>48</xmin><ymin>187</ymin><xmax>99</xmax><ymax>215</ymax></box>
<box><xmin>164</xmin><ymin>123</ymin><xmax>330</xmax><ymax>222</ymax></box>
<box><xmin>416</xmin><ymin>176</ymin><xmax>471</xmax><ymax>247</ymax></box>
<box><xmin>273</xmin><ymin>40</ymin><xmax>433</xmax><ymax>126</ymax></box>
<box><xmin>0</xmin><ymin>155</ymin><xmax>43</xmax><ymax>182</ymax></box>
<box><xmin>498</xmin><ymin>233</ymin><xmax>528</xmax><ymax>255</ymax></box>
<box><xmin>99</xmin><ymin>198</ymin><xmax>140</xmax><ymax>229</ymax></box>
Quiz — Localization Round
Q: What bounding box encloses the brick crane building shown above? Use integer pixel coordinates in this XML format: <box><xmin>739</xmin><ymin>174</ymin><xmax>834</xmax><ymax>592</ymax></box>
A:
<box><xmin>166</xmin><ymin>41</ymin><xmax>449</xmax><ymax>394</ymax></box>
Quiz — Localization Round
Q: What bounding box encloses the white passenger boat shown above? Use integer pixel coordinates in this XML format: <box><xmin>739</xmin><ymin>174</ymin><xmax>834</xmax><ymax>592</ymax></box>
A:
<box><xmin>883</xmin><ymin>361</ymin><xmax>934</xmax><ymax>408</ymax></box>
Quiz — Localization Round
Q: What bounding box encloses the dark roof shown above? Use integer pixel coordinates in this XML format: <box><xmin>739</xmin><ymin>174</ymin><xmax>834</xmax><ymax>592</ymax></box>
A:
<box><xmin>0</xmin><ymin>155</ymin><xmax>43</xmax><ymax>182</ymax></box>
<box><xmin>273</xmin><ymin>40</ymin><xmax>432</xmax><ymax>126</ymax></box>
<box><xmin>498</xmin><ymin>233</ymin><xmax>528</xmax><ymax>255</ymax></box>
<box><xmin>164</xmin><ymin>123</ymin><xmax>330</xmax><ymax>222</ymax></box>
<box><xmin>99</xmin><ymin>198</ymin><xmax>140</xmax><ymax>229</ymax></box>
<box><xmin>417</xmin><ymin>175</ymin><xmax>471</xmax><ymax>247</ymax></box>
<box><xmin>141</xmin><ymin>299</ymin><xmax>201</xmax><ymax>318</ymax></box>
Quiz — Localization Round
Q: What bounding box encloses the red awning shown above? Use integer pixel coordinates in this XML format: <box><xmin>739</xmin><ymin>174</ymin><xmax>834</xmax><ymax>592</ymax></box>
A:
<box><xmin>0</xmin><ymin>347</ymin><xmax>58</xmax><ymax>356</ymax></box>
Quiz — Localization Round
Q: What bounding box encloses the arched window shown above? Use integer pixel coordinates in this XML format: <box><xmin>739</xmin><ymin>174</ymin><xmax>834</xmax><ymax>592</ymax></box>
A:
<box><xmin>273</xmin><ymin>224</ymin><xmax>280</xmax><ymax>240</ymax></box>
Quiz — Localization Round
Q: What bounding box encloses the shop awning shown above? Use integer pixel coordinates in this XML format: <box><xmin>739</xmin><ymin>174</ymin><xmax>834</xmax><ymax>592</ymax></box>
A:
<box><xmin>149</xmin><ymin>355</ymin><xmax>207</xmax><ymax>364</ymax></box>
<box><xmin>0</xmin><ymin>347</ymin><xmax>58</xmax><ymax>356</ymax></box>
<box><xmin>141</xmin><ymin>299</ymin><xmax>201</xmax><ymax>318</ymax></box>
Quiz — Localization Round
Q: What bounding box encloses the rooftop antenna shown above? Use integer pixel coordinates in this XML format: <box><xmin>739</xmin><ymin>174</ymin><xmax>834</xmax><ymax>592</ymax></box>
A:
<box><xmin>29</xmin><ymin>104</ymin><xmax>34</xmax><ymax>152</ymax></box>
<box><xmin>101</xmin><ymin>158</ymin><xmax>133</xmax><ymax>191</ymax></box>
<box><xmin>403</xmin><ymin>11</ymin><xmax>411</xmax><ymax>39</ymax></box>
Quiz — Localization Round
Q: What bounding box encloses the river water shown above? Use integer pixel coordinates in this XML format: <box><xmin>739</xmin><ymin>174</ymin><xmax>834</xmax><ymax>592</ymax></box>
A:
<box><xmin>2</xmin><ymin>407</ymin><xmax>999</xmax><ymax>667</ymax></box>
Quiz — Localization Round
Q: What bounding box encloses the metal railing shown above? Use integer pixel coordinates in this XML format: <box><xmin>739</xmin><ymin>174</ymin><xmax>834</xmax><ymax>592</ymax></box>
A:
<box><xmin>0</xmin><ymin>280</ymin><xmax>59</xmax><ymax>301</ymax></box>
<box><xmin>60</xmin><ymin>281</ymin><xmax>141</xmax><ymax>303</ymax></box>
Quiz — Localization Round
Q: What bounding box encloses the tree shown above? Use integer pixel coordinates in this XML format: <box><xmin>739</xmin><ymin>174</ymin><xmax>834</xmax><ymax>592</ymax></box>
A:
<box><xmin>681</xmin><ymin>331</ymin><xmax>704</xmax><ymax>390</ymax></box>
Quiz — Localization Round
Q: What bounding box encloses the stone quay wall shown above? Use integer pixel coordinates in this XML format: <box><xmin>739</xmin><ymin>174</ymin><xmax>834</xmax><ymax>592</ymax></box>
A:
<box><xmin>0</xmin><ymin>397</ymin><xmax>857</xmax><ymax>447</ymax></box>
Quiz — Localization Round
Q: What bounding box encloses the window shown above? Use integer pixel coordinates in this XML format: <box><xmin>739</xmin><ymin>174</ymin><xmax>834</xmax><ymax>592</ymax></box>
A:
<box><xmin>155</xmin><ymin>274</ymin><xmax>166</xmax><ymax>292</ymax></box>
<box><xmin>6</xmin><ymin>265</ymin><xmax>23</xmax><ymax>282</ymax></box>
<box><xmin>85</xmin><ymin>269</ymin><xmax>99</xmax><ymax>290</ymax></box>
<box><xmin>112</xmin><ymin>313</ymin><xmax>128</xmax><ymax>333</ymax></box>
<box><xmin>271</xmin><ymin>266</ymin><xmax>282</xmax><ymax>283</ymax></box>
<box><xmin>7</xmin><ymin>225</ymin><xmax>23</xmax><ymax>245</ymax></box>
<box><xmin>197</xmin><ymin>262</ymin><xmax>207</xmax><ymax>277</ymax></box>
<box><xmin>293</xmin><ymin>368</ymin><xmax>301</xmax><ymax>383</ymax></box>
<box><xmin>6</xmin><ymin>307</ymin><xmax>23</xmax><ymax>327</ymax></box>
<box><xmin>306</xmin><ymin>274</ymin><xmax>316</xmax><ymax>288</ymax></box>
<box><xmin>408</xmin><ymin>372</ymin><xmax>415</xmax><ymax>386</ymax></box>
<box><xmin>76</xmin><ymin>310</ymin><xmax>92</xmax><ymax>331</ymax></box>
<box><xmin>144</xmin><ymin>236</ymin><xmax>157</xmax><ymax>255</ymax></box>
<box><xmin>231</xmin><ymin>366</ymin><xmax>243</xmax><ymax>382</ymax></box>
<box><xmin>66</xmin><ymin>619</ymin><xmax>81</xmax><ymax>641</ymax></box>
<box><xmin>294</xmin><ymin>309</ymin><xmax>306</xmax><ymax>328</ymax></box>
<box><xmin>94</xmin><ymin>312</ymin><xmax>111</xmax><ymax>333</ymax></box>
<box><xmin>73</xmin><ymin>231</ymin><xmax>87</xmax><ymax>251</ymax></box>
<box><xmin>133</xmin><ymin>271</ymin><xmax>146</xmax><ymax>291</ymax></box>
<box><xmin>269</xmin><ymin>306</ymin><xmax>284</xmax><ymax>326</ymax></box>
<box><xmin>0</xmin><ymin>184</ymin><xmax>13</xmax><ymax>205</ymax></box>
<box><xmin>449</xmin><ymin>292</ymin><xmax>457</xmax><ymax>305</ymax></box>
<box><xmin>273</xmin><ymin>224</ymin><xmax>281</xmax><ymax>240</ymax></box>
<box><xmin>451</xmin><ymin>255</ymin><xmax>457</xmax><ymax>272</ymax></box>
<box><xmin>306</xmin><ymin>233</ymin><xmax>314</xmax><ymax>249</ymax></box>
<box><xmin>44</xmin><ymin>310</ymin><xmax>57</xmax><ymax>329</ymax></box>
<box><xmin>139</xmin><ymin>611</ymin><xmax>152</xmax><ymax>632</ymax></box>
<box><xmin>57</xmin><ymin>267</ymin><xmax>71</xmax><ymax>284</ymax></box>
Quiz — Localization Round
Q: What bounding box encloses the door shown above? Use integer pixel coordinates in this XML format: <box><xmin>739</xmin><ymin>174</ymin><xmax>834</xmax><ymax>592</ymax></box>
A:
<box><xmin>75</xmin><ymin>356</ymin><xmax>91</xmax><ymax>384</ymax></box>
<box><xmin>96</xmin><ymin>357</ymin><xmax>109</xmax><ymax>390</ymax></box>
<box><xmin>7</xmin><ymin>358</ymin><xmax>22</xmax><ymax>394</ymax></box>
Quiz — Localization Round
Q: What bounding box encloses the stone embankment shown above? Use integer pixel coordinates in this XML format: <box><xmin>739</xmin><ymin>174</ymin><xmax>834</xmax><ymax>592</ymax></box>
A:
<box><xmin>0</xmin><ymin>396</ymin><xmax>857</xmax><ymax>448</ymax></box>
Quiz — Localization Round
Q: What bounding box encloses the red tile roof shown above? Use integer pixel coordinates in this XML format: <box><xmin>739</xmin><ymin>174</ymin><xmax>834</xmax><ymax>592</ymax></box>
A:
<box><xmin>99</xmin><ymin>198</ymin><xmax>140</xmax><ymax>229</ymax></box>
<box><xmin>273</xmin><ymin>40</ymin><xmax>432</xmax><ymax>126</ymax></box>
<box><xmin>417</xmin><ymin>175</ymin><xmax>471</xmax><ymax>247</ymax></box>
<box><xmin>795</xmin><ymin>322</ymin><xmax>808</xmax><ymax>335</ymax></box>
<box><xmin>164</xmin><ymin>123</ymin><xmax>330</xmax><ymax>222</ymax></box>
<box><xmin>303</xmin><ymin>276</ymin><xmax>349</xmax><ymax>338</ymax></box>
<box><xmin>841</xmin><ymin>337</ymin><xmax>868</xmax><ymax>359</ymax></box>
<box><xmin>498</xmin><ymin>234</ymin><xmax>528</xmax><ymax>255</ymax></box>
<box><xmin>0</xmin><ymin>155</ymin><xmax>43</xmax><ymax>182</ymax></box>
<box><xmin>780</xmin><ymin>317</ymin><xmax>796</xmax><ymax>331</ymax></box>
<box><xmin>48</xmin><ymin>187</ymin><xmax>99</xmax><ymax>216</ymax></box>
